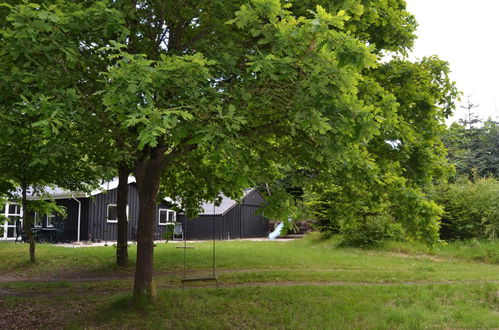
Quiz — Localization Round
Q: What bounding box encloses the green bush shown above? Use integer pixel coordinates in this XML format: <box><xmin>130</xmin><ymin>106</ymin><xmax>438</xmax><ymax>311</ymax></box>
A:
<box><xmin>430</xmin><ymin>177</ymin><xmax>499</xmax><ymax>240</ymax></box>
<box><xmin>161</xmin><ymin>224</ymin><xmax>176</xmax><ymax>242</ymax></box>
<box><xmin>308</xmin><ymin>181</ymin><xmax>442</xmax><ymax>247</ymax></box>
<box><xmin>340</xmin><ymin>214</ymin><xmax>405</xmax><ymax>247</ymax></box>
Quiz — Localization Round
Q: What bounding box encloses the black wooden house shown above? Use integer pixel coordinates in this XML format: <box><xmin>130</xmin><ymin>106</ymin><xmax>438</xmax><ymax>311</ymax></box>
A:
<box><xmin>20</xmin><ymin>179</ymin><xmax>269</xmax><ymax>242</ymax></box>
<box><xmin>27</xmin><ymin>178</ymin><xmax>174</xmax><ymax>242</ymax></box>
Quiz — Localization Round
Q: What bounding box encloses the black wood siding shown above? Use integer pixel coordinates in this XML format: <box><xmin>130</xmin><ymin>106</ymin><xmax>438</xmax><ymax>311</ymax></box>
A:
<box><xmin>87</xmin><ymin>184</ymin><xmax>174</xmax><ymax>242</ymax></box>
<box><xmin>32</xmin><ymin>198</ymin><xmax>86</xmax><ymax>242</ymax></box>
<box><xmin>180</xmin><ymin>189</ymin><xmax>269</xmax><ymax>240</ymax></box>
<box><xmin>47</xmin><ymin>198</ymin><xmax>80</xmax><ymax>242</ymax></box>
<box><xmin>88</xmin><ymin>184</ymin><xmax>140</xmax><ymax>242</ymax></box>
<box><xmin>179</xmin><ymin>214</ymin><xmax>224</xmax><ymax>240</ymax></box>
<box><xmin>79</xmin><ymin>198</ymin><xmax>90</xmax><ymax>241</ymax></box>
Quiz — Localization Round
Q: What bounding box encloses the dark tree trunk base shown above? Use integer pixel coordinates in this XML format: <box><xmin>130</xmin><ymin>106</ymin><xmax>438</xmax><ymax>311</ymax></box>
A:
<box><xmin>22</xmin><ymin>185</ymin><xmax>36</xmax><ymax>264</ymax></box>
<box><xmin>29</xmin><ymin>238</ymin><xmax>35</xmax><ymax>263</ymax></box>
<box><xmin>132</xmin><ymin>148</ymin><xmax>166</xmax><ymax>302</ymax></box>
<box><xmin>116</xmin><ymin>164</ymin><xmax>131</xmax><ymax>267</ymax></box>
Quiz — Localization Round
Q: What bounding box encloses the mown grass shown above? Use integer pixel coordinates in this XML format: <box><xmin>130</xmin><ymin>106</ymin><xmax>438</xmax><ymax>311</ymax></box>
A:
<box><xmin>1</xmin><ymin>235</ymin><xmax>499</xmax><ymax>329</ymax></box>
<box><xmin>1</xmin><ymin>234</ymin><xmax>499</xmax><ymax>280</ymax></box>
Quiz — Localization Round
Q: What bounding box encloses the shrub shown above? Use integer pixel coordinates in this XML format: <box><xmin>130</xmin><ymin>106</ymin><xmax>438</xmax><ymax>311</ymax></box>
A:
<box><xmin>308</xmin><ymin>182</ymin><xmax>442</xmax><ymax>247</ymax></box>
<box><xmin>161</xmin><ymin>224</ymin><xmax>176</xmax><ymax>242</ymax></box>
<box><xmin>340</xmin><ymin>213</ymin><xmax>405</xmax><ymax>247</ymax></box>
<box><xmin>430</xmin><ymin>177</ymin><xmax>499</xmax><ymax>240</ymax></box>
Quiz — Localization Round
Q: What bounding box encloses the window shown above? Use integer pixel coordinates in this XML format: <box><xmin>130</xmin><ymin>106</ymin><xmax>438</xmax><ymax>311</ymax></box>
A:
<box><xmin>107</xmin><ymin>204</ymin><xmax>129</xmax><ymax>223</ymax></box>
<box><xmin>8</xmin><ymin>204</ymin><xmax>20</xmax><ymax>216</ymax></box>
<box><xmin>7</xmin><ymin>204</ymin><xmax>21</xmax><ymax>234</ymax></box>
<box><xmin>158</xmin><ymin>209</ymin><xmax>176</xmax><ymax>225</ymax></box>
<box><xmin>7</xmin><ymin>204</ymin><xmax>21</xmax><ymax>224</ymax></box>
<box><xmin>34</xmin><ymin>212</ymin><xmax>42</xmax><ymax>227</ymax></box>
<box><xmin>46</xmin><ymin>213</ymin><xmax>55</xmax><ymax>228</ymax></box>
<box><xmin>168</xmin><ymin>210</ymin><xmax>176</xmax><ymax>223</ymax></box>
<box><xmin>2</xmin><ymin>203</ymin><xmax>21</xmax><ymax>239</ymax></box>
<box><xmin>107</xmin><ymin>204</ymin><xmax>117</xmax><ymax>223</ymax></box>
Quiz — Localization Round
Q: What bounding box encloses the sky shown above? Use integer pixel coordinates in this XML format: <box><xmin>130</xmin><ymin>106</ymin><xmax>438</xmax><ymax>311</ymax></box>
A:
<box><xmin>406</xmin><ymin>0</ymin><xmax>499</xmax><ymax>124</ymax></box>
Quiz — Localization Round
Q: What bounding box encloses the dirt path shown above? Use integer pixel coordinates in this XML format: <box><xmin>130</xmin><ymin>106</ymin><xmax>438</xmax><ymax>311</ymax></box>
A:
<box><xmin>0</xmin><ymin>266</ymin><xmax>380</xmax><ymax>284</ymax></box>
<box><xmin>2</xmin><ymin>278</ymin><xmax>499</xmax><ymax>298</ymax></box>
<box><xmin>2</xmin><ymin>265</ymin><xmax>498</xmax><ymax>299</ymax></box>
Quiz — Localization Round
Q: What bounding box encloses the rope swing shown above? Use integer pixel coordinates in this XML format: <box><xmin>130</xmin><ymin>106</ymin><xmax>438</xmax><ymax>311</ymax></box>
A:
<box><xmin>180</xmin><ymin>201</ymin><xmax>218</xmax><ymax>288</ymax></box>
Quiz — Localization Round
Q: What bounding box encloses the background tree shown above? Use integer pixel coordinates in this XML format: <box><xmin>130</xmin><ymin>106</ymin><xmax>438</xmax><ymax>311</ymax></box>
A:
<box><xmin>306</xmin><ymin>56</ymin><xmax>459</xmax><ymax>246</ymax></box>
<box><xmin>477</xmin><ymin>119</ymin><xmax>499</xmax><ymax>177</ymax></box>
<box><xmin>442</xmin><ymin>115</ymin><xmax>499</xmax><ymax>179</ymax></box>
<box><xmin>1</xmin><ymin>0</ymin><xmax>135</xmax><ymax>267</ymax></box>
<box><xmin>0</xmin><ymin>1</ymin><xmax>116</xmax><ymax>262</ymax></box>
<box><xmin>441</xmin><ymin>122</ymin><xmax>470</xmax><ymax>178</ymax></box>
<box><xmin>458</xmin><ymin>99</ymin><xmax>482</xmax><ymax>179</ymax></box>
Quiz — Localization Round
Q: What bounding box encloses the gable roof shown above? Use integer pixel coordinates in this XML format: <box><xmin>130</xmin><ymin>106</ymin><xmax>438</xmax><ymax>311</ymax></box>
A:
<box><xmin>22</xmin><ymin>177</ymin><xmax>138</xmax><ymax>200</ymax></box>
<box><xmin>89</xmin><ymin>177</ymin><xmax>136</xmax><ymax>196</ymax></box>
<box><xmin>22</xmin><ymin>179</ymin><xmax>252</xmax><ymax>211</ymax></box>
<box><xmin>199</xmin><ymin>188</ymin><xmax>255</xmax><ymax>216</ymax></box>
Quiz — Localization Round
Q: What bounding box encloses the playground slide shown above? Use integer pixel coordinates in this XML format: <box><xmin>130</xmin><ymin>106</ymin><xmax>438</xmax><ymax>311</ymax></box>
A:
<box><xmin>268</xmin><ymin>222</ymin><xmax>284</xmax><ymax>240</ymax></box>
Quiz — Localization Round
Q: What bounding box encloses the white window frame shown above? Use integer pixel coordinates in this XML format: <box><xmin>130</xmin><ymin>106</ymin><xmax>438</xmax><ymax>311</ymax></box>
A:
<box><xmin>107</xmin><ymin>204</ymin><xmax>117</xmax><ymax>223</ymax></box>
<box><xmin>34</xmin><ymin>212</ymin><xmax>42</xmax><ymax>228</ymax></box>
<box><xmin>2</xmin><ymin>203</ymin><xmax>22</xmax><ymax>239</ymax></box>
<box><xmin>8</xmin><ymin>204</ymin><xmax>21</xmax><ymax>216</ymax></box>
<box><xmin>1</xmin><ymin>204</ymin><xmax>5</xmax><ymax>239</ymax></box>
<box><xmin>107</xmin><ymin>204</ymin><xmax>129</xmax><ymax>224</ymax></box>
<box><xmin>46</xmin><ymin>213</ymin><xmax>55</xmax><ymax>228</ymax></box>
<box><xmin>158</xmin><ymin>209</ymin><xmax>176</xmax><ymax>225</ymax></box>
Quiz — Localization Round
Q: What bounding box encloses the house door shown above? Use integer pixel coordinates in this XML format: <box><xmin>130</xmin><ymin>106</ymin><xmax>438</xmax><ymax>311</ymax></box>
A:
<box><xmin>1</xmin><ymin>203</ymin><xmax>22</xmax><ymax>239</ymax></box>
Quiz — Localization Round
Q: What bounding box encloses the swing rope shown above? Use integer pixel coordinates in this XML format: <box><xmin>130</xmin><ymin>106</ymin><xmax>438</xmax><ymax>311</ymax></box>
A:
<box><xmin>181</xmin><ymin>201</ymin><xmax>218</xmax><ymax>288</ymax></box>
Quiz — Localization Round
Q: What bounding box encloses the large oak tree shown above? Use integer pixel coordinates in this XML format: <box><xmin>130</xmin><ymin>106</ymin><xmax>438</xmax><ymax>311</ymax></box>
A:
<box><xmin>97</xmin><ymin>0</ymin><xmax>411</xmax><ymax>301</ymax></box>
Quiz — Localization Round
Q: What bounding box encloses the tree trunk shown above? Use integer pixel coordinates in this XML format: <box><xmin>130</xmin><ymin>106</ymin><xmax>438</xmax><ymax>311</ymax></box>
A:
<box><xmin>21</xmin><ymin>184</ymin><xmax>36</xmax><ymax>263</ymax></box>
<box><xmin>132</xmin><ymin>150</ymin><xmax>165</xmax><ymax>302</ymax></box>
<box><xmin>116</xmin><ymin>164</ymin><xmax>130</xmax><ymax>267</ymax></box>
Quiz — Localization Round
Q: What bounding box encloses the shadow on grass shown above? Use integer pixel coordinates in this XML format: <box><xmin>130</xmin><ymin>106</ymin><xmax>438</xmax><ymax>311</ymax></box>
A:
<box><xmin>73</xmin><ymin>283</ymin><xmax>499</xmax><ymax>329</ymax></box>
<box><xmin>110</xmin><ymin>293</ymin><xmax>155</xmax><ymax>313</ymax></box>
<box><xmin>89</xmin><ymin>291</ymin><xmax>164</xmax><ymax>328</ymax></box>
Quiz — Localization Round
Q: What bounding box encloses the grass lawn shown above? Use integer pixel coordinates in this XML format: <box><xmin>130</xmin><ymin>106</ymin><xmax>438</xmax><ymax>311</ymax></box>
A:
<box><xmin>1</xmin><ymin>234</ymin><xmax>498</xmax><ymax>329</ymax></box>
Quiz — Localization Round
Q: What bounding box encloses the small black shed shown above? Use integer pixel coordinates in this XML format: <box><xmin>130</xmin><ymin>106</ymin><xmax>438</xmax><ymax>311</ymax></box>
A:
<box><xmin>178</xmin><ymin>188</ymin><xmax>269</xmax><ymax>240</ymax></box>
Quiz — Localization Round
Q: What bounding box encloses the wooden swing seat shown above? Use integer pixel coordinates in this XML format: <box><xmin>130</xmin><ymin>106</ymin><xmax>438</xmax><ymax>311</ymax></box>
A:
<box><xmin>181</xmin><ymin>276</ymin><xmax>218</xmax><ymax>282</ymax></box>
<box><xmin>181</xmin><ymin>276</ymin><xmax>219</xmax><ymax>288</ymax></box>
